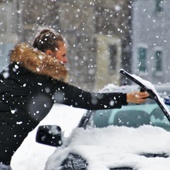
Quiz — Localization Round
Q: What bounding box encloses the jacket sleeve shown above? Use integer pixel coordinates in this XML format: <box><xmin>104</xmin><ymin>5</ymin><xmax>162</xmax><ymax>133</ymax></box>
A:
<box><xmin>53</xmin><ymin>80</ymin><xmax>127</xmax><ymax>110</ymax></box>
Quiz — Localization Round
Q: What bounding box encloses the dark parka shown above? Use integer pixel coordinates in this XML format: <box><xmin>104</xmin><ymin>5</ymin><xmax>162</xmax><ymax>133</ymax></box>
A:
<box><xmin>0</xmin><ymin>43</ymin><xmax>127</xmax><ymax>165</ymax></box>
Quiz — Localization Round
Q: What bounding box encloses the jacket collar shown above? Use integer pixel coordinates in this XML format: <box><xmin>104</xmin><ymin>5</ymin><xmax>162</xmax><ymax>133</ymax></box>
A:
<box><xmin>10</xmin><ymin>43</ymin><xmax>68</xmax><ymax>82</ymax></box>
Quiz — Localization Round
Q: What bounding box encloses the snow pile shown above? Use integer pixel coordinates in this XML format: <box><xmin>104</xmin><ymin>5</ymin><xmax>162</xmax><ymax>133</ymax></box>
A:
<box><xmin>46</xmin><ymin>125</ymin><xmax>170</xmax><ymax>170</ymax></box>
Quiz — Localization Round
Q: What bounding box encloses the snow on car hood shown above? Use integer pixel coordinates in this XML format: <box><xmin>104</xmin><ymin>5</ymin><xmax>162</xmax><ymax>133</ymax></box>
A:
<box><xmin>45</xmin><ymin>125</ymin><xmax>170</xmax><ymax>170</ymax></box>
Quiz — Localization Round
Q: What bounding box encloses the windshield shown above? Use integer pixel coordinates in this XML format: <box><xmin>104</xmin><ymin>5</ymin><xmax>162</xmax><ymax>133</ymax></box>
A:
<box><xmin>91</xmin><ymin>98</ymin><xmax>170</xmax><ymax>131</ymax></box>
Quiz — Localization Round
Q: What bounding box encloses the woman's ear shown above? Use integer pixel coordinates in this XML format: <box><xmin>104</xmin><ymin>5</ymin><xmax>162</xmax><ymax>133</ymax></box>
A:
<box><xmin>45</xmin><ymin>50</ymin><xmax>53</xmax><ymax>56</ymax></box>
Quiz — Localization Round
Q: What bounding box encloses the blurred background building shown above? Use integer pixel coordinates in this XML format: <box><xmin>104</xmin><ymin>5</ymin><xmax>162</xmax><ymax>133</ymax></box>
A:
<box><xmin>132</xmin><ymin>0</ymin><xmax>170</xmax><ymax>84</ymax></box>
<box><xmin>0</xmin><ymin>0</ymin><xmax>169</xmax><ymax>91</ymax></box>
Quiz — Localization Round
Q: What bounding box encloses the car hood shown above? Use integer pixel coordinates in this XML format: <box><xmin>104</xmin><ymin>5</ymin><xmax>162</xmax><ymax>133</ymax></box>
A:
<box><xmin>45</xmin><ymin>126</ymin><xmax>170</xmax><ymax>170</ymax></box>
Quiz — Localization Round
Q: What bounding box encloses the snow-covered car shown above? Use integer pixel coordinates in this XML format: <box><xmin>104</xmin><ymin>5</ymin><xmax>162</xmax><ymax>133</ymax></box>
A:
<box><xmin>36</xmin><ymin>83</ymin><xmax>170</xmax><ymax>170</ymax></box>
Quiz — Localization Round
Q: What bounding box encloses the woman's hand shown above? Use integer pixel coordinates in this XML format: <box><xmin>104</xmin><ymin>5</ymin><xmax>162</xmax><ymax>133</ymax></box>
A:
<box><xmin>126</xmin><ymin>91</ymin><xmax>149</xmax><ymax>104</ymax></box>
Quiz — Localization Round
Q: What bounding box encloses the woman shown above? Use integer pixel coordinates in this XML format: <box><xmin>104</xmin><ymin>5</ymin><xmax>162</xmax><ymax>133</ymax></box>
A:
<box><xmin>0</xmin><ymin>28</ymin><xmax>149</xmax><ymax>170</ymax></box>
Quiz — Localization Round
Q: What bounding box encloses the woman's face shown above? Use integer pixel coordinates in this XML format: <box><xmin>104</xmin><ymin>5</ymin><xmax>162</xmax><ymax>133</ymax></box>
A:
<box><xmin>55</xmin><ymin>41</ymin><xmax>68</xmax><ymax>64</ymax></box>
<box><xmin>46</xmin><ymin>41</ymin><xmax>68</xmax><ymax>64</ymax></box>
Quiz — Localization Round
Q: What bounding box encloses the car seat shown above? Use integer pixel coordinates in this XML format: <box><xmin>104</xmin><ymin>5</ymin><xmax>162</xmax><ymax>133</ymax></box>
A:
<box><xmin>150</xmin><ymin>107</ymin><xmax>164</xmax><ymax>120</ymax></box>
<box><xmin>113</xmin><ymin>110</ymin><xmax>150</xmax><ymax>127</ymax></box>
<box><xmin>93</xmin><ymin>110</ymin><xmax>112</xmax><ymax>128</ymax></box>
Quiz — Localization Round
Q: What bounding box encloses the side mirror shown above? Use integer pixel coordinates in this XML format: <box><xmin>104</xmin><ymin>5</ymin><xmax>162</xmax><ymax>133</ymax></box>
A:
<box><xmin>36</xmin><ymin>125</ymin><xmax>63</xmax><ymax>147</ymax></box>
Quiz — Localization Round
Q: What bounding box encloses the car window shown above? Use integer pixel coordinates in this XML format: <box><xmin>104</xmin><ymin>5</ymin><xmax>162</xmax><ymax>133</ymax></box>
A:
<box><xmin>91</xmin><ymin>98</ymin><xmax>170</xmax><ymax>131</ymax></box>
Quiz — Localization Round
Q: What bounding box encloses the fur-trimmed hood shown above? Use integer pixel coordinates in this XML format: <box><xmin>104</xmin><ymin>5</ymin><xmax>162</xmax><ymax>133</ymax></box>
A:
<box><xmin>10</xmin><ymin>43</ymin><xmax>68</xmax><ymax>82</ymax></box>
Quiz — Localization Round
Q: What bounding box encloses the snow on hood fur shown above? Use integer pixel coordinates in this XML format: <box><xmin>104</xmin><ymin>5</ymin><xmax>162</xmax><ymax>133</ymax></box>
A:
<box><xmin>10</xmin><ymin>43</ymin><xmax>68</xmax><ymax>82</ymax></box>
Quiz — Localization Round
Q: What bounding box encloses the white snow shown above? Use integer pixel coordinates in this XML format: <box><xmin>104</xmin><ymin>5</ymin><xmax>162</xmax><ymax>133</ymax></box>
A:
<box><xmin>46</xmin><ymin>125</ymin><xmax>170</xmax><ymax>170</ymax></box>
<box><xmin>11</xmin><ymin>104</ymin><xmax>86</xmax><ymax>170</ymax></box>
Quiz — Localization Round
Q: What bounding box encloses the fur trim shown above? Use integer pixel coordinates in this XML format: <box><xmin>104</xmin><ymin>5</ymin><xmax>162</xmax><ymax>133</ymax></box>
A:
<box><xmin>10</xmin><ymin>43</ymin><xmax>68</xmax><ymax>82</ymax></box>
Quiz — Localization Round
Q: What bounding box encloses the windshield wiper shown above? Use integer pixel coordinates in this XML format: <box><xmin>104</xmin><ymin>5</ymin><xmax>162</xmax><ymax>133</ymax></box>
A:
<box><xmin>140</xmin><ymin>152</ymin><xmax>169</xmax><ymax>158</ymax></box>
<box><xmin>120</xmin><ymin>69</ymin><xmax>170</xmax><ymax>122</ymax></box>
<box><xmin>110</xmin><ymin>167</ymin><xmax>133</xmax><ymax>170</ymax></box>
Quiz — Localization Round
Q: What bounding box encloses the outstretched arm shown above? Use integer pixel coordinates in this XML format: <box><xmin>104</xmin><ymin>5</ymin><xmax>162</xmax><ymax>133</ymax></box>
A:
<box><xmin>53</xmin><ymin>80</ymin><xmax>127</xmax><ymax>110</ymax></box>
<box><xmin>53</xmin><ymin>80</ymin><xmax>149</xmax><ymax>110</ymax></box>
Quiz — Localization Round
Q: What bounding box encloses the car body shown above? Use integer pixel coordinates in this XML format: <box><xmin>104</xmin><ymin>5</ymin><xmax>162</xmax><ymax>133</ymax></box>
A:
<box><xmin>36</xmin><ymin>83</ymin><xmax>170</xmax><ymax>170</ymax></box>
